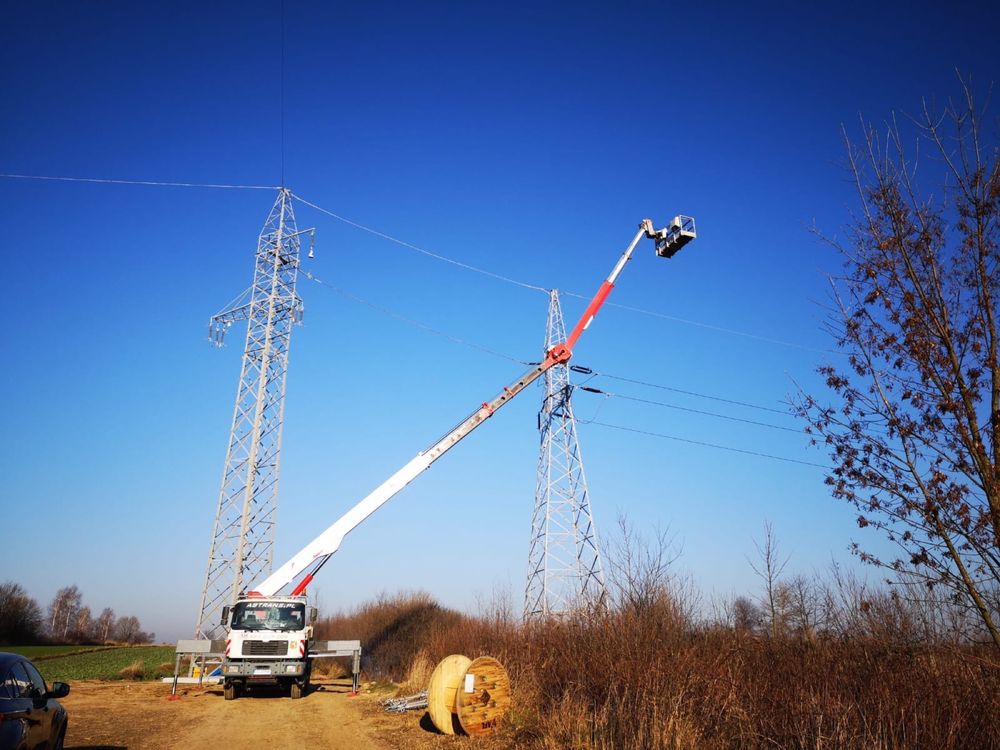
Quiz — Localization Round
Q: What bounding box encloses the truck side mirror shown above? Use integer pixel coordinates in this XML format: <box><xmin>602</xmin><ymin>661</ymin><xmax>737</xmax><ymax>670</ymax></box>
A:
<box><xmin>309</xmin><ymin>607</ymin><xmax>318</xmax><ymax>623</ymax></box>
<box><xmin>221</xmin><ymin>605</ymin><xmax>230</xmax><ymax>625</ymax></box>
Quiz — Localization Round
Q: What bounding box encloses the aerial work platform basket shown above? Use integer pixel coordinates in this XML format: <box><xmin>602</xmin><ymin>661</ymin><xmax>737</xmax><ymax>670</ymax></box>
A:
<box><xmin>654</xmin><ymin>215</ymin><xmax>697</xmax><ymax>258</ymax></box>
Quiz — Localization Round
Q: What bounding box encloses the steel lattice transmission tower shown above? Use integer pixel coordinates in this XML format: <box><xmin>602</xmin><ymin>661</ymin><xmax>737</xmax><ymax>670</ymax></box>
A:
<box><xmin>524</xmin><ymin>289</ymin><xmax>607</xmax><ymax>618</ymax></box>
<box><xmin>195</xmin><ymin>188</ymin><xmax>314</xmax><ymax>639</ymax></box>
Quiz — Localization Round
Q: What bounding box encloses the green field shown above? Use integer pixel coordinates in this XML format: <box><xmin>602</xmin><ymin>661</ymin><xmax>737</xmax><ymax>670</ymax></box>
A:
<box><xmin>24</xmin><ymin>646</ymin><xmax>178</xmax><ymax>681</ymax></box>
<box><xmin>2</xmin><ymin>645</ymin><xmax>113</xmax><ymax>659</ymax></box>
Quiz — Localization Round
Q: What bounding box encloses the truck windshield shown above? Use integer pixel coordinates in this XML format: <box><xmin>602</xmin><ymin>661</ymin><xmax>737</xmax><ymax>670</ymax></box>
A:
<box><xmin>231</xmin><ymin>601</ymin><xmax>305</xmax><ymax>632</ymax></box>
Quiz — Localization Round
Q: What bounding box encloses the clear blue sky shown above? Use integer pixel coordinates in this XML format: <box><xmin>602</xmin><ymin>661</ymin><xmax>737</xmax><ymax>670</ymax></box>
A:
<box><xmin>1</xmin><ymin>2</ymin><xmax>997</xmax><ymax>642</ymax></box>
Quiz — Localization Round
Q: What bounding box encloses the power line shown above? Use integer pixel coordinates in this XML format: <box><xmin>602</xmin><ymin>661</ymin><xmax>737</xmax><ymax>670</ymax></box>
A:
<box><xmin>579</xmin><ymin>418</ymin><xmax>831</xmax><ymax>469</ymax></box>
<box><xmin>573</xmin><ymin>385</ymin><xmax>801</xmax><ymax>433</ymax></box>
<box><xmin>291</xmin><ymin>193</ymin><xmax>550</xmax><ymax>293</ymax></box>
<box><xmin>2</xmin><ymin>174</ymin><xmax>837</xmax><ymax>354</ymax></box>
<box><xmin>565</xmin><ymin>294</ymin><xmax>839</xmax><ymax>355</ymax></box>
<box><xmin>299</xmin><ymin>270</ymin><xmax>824</xmax><ymax>468</ymax></box>
<box><xmin>301</xmin><ymin>270</ymin><xmax>529</xmax><ymax>365</ymax></box>
<box><xmin>584</xmin><ymin>370</ymin><xmax>791</xmax><ymax>415</ymax></box>
<box><xmin>280</xmin><ymin>0</ymin><xmax>286</xmax><ymax>187</ymax></box>
<box><xmin>0</xmin><ymin>173</ymin><xmax>280</xmax><ymax>190</ymax></box>
<box><xmin>291</xmin><ymin>191</ymin><xmax>837</xmax><ymax>354</ymax></box>
<box><xmin>3</xmin><ymin>173</ymin><xmax>838</xmax><ymax>471</ymax></box>
<box><xmin>301</xmin><ymin>267</ymin><xmax>801</xmax><ymax>431</ymax></box>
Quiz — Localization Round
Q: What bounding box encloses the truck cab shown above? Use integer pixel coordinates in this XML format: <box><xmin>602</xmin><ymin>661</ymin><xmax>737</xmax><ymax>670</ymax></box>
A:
<box><xmin>220</xmin><ymin>595</ymin><xmax>316</xmax><ymax>699</ymax></box>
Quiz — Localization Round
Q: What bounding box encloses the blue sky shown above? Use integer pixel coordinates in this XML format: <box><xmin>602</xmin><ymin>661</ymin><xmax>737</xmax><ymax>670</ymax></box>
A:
<box><xmin>1</xmin><ymin>2</ymin><xmax>997</xmax><ymax>642</ymax></box>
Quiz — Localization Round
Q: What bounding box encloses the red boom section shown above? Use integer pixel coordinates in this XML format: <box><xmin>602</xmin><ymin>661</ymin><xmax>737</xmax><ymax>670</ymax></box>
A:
<box><xmin>290</xmin><ymin>573</ymin><xmax>314</xmax><ymax>597</ymax></box>
<box><xmin>565</xmin><ymin>280</ymin><xmax>614</xmax><ymax>350</ymax></box>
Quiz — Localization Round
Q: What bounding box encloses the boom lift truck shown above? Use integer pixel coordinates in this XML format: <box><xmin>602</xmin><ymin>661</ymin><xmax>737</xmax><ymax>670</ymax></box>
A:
<box><xmin>215</xmin><ymin>216</ymin><xmax>696</xmax><ymax>700</ymax></box>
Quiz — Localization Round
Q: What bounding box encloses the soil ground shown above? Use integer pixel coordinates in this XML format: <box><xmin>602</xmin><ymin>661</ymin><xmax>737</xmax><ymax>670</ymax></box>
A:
<box><xmin>61</xmin><ymin>677</ymin><xmax>495</xmax><ymax>749</ymax></box>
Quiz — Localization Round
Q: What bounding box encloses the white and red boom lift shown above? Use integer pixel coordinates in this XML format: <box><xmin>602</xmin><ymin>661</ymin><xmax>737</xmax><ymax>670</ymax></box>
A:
<box><xmin>210</xmin><ymin>216</ymin><xmax>696</xmax><ymax>699</ymax></box>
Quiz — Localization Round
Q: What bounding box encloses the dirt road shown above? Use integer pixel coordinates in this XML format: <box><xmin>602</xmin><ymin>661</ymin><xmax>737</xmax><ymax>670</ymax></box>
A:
<box><xmin>61</xmin><ymin>677</ymin><xmax>475</xmax><ymax>749</ymax></box>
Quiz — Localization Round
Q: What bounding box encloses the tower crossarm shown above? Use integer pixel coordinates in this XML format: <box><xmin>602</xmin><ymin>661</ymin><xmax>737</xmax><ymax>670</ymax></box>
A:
<box><xmin>208</xmin><ymin>290</ymin><xmax>251</xmax><ymax>348</ymax></box>
<box><xmin>209</xmin><ymin>293</ymin><xmax>304</xmax><ymax>348</ymax></box>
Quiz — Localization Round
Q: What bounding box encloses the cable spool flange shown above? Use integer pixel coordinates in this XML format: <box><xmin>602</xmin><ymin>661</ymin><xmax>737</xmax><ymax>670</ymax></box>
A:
<box><xmin>426</xmin><ymin>654</ymin><xmax>472</xmax><ymax>735</ymax></box>
<box><xmin>455</xmin><ymin>656</ymin><xmax>511</xmax><ymax>736</ymax></box>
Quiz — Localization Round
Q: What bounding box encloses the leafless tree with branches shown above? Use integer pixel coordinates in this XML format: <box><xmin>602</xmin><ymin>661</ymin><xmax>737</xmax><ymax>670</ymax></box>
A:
<box><xmin>796</xmin><ymin>77</ymin><xmax>1000</xmax><ymax>649</ymax></box>
<box><xmin>749</xmin><ymin>521</ymin><xmax>790</xmax><ymax>638</ymax></box>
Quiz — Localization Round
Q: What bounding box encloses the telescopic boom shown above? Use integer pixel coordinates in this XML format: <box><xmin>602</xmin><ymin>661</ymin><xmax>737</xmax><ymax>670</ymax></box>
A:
<box><xmin>248</xmin><ymin>216</ymin><xmax>696</xmax><ymax>597</ymax></box>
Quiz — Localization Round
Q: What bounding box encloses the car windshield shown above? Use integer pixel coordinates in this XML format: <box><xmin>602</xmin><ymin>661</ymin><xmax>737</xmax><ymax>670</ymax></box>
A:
<box><xmin>231</xmin><ymin>601</ymin><xmax>305</xmax><ymax>631</ymax></box>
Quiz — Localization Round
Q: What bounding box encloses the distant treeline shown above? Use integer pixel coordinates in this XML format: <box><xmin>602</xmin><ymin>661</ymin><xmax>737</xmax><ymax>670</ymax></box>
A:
<box><xmin>0</xmin><ymin>581</ymin><xmax>153</xmax><ymax>645</ymax></box>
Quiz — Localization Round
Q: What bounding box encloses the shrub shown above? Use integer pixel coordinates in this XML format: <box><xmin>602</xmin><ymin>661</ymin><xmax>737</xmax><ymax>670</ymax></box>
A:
<box><xmin>327</xmin><ymin>589</ymin><xmax>1000</xmax><ymax>749</ymax></box>
<box><xmin>118</xmin><ymin>660</ymin><xmax>144</xmax><ymax>680</ymax></box>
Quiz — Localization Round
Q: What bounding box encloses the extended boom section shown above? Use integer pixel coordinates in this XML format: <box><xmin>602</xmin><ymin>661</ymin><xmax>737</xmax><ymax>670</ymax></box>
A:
<box><xmin>252</xmin><ymin>354</ymin><xmax>566</xmax><ymax>596</ymax></box>
<box><xmin>250</xmin><ymin>216</ymin><xmax>696</xmax><ymax>598</ymax></box>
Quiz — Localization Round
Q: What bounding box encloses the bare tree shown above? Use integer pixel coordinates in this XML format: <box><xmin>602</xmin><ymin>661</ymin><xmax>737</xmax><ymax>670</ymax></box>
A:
<box><xmin>604</xmin><ymin>514</ymin><xmax>683</xmax><ymax>615</ymax></box>
<box><xmin>47</xmin><ymin>585</ymin><xmax>82</xmax><ymax>642</ymax></box>
<box><xmin>113</xmin><ymin>615</ymin><xmax>153</xmax><ymax>644</ymax></box>
<box><xmin>749</xmin><ymin>521</ymin><xmax>790</xmax><ymax>638</ymax></box>
<box><xmin>782</xmin><ymin>575</ymin><xmax>819</xmax><ymax>640</ymax></box>
<box><xmin>796</xmin><ymin>79</ymin><xmax>1000</xmax><ymax>649</ymax></box>
<box><xmin>72</xmin><ymin>606</ymin><xmax>93</xmax><ymax>643</ymax></box>
<box><xmin>732</xmin><ymin>595</ymin><xmax>762</xmax><ymax>633</ymax></box>
<box><xmin>94</xmin><ymin>607</ymin><xmax>115</xmax><ymax>643</ymax></box>
<box><xmin>0</xmin><ymin>582</ymin><xmax>43</xmax><ymax>643</ymax></box>
<box><xmin>113</xmin><ymin>615</ymin><xmax>140</xmax><ymax>644</ymax></box>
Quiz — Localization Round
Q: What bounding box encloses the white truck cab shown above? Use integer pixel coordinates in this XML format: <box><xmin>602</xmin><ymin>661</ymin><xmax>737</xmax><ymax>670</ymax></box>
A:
<box><xmin>220</xmin><ymin>595</ymin><xmax>317</xmax><ymax>700</ymax></box>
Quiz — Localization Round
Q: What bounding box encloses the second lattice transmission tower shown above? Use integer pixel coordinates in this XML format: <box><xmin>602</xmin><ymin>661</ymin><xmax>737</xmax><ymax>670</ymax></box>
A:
<box><xmin>525</xmin><ymin>289</ymin><xmax>607</xmax><ymax>618</ymax></box>
<box><xmin>195</xmin><ymin>188</ymin><xmax>314</xmax><ymax>639</ymax></box>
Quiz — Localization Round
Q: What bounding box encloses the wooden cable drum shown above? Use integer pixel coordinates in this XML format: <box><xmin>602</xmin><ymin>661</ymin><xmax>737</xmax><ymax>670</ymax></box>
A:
<box><xmin>426</xmin><ymin>654</ymin><xmax>472</xmax><ymax>735</ymax></box>
<box><xmin>455</xmin><ymin>656</ymin><xmax>511</xmax><ymax>736</ymax></box>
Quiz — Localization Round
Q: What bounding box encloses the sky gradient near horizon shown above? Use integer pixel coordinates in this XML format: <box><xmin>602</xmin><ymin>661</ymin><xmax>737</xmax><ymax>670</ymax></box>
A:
<box><xmin>2</xmin><ymin>1</ymin><xmax>998</xmax><ymax>641</ymax></box>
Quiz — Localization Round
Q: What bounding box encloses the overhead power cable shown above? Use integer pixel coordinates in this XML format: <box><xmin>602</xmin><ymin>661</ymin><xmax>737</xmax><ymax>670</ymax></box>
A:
<box><xmin>301</xmin><ymin>268</ymin><xmax>799</xmax><ymax>430</ymax></box>
<box><xmin>1</xmin><ymin>174</ymin><xmax>835</xmax><ymax>353</ymax></box>
<box><xmin>582</xmin><ymin>369</ymin><xmax>791</xmax><ymax>415</ymax></box>
<box><xmin>301</xmin><ymin>269</ymin><xmax>823</xmax><ymax>469</ymax></box>
<box><xmin>301</xmin><ymin>271</ymin><xmax>529</xmax><ymax>365</ymax></box>
<box><xmin>565</xmin><ymin>294</ymin><xmax>838</xmax><ymax>355</ymax></box>
<box><xmin>291</xmin><ymin>193</ymin><xmax>550</xmax><ymax>293</ymax></box>
<box><xmin>573</xmin><ymin>385</ymin><xmax>800</xmax><ymax>433</ymax></box>
<box><xmin>0</xmin><ymin>173</ymin><xmax>280</xmax><ymax>190</ymax></box>
<box><xmin>579</xmin><ymin>419</ymin><xmax>831</xmax><ymax>469</ymax></box>
<box><xmin>291</xmin><ymin>191</ymin><xmax>837</xmax><ymax>354</ymax></box>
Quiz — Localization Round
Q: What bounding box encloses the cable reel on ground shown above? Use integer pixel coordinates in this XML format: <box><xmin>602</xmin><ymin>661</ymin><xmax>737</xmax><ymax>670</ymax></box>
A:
<box><xmin>426</xmin><ymin>654</ymin><xmax>511</xmax><ymax>736</ymax></box>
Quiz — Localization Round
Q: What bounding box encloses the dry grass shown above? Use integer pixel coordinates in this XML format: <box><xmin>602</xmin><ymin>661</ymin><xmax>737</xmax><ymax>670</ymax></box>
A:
<box><xmin>400</xmin><ymin>650</ymin><xmax>433</xmax><ymax>693</ymax></box>
<box><xmin>315</xmin><ymin>591</ymin><xmax>463</xmax><ymax>679</ymax></box>
<box><xmin>117</xmin><ymin>660</ymin><xmax>144</xmax><ymax>680</ymax></box>
<box><xmin>311</xmin><ymin>658</ymin><xmax>349</xmax><ymax>678</ymax></box>
<box><xmin>318</xmin><ymin>591</ymin><xmax>1000</xmax><ymax>750</ymax></box>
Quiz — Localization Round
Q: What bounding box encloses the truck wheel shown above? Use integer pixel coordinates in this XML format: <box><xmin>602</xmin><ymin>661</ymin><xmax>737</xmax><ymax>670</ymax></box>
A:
<box><xmin>224</xmin><ymin>680</ymin><xmax>238</xmax><ymax>701</ymax></box>
<box><xmin>290</xmin><ymin>680</ymin><xmax>303</xmax><ymax>699</ymax></box>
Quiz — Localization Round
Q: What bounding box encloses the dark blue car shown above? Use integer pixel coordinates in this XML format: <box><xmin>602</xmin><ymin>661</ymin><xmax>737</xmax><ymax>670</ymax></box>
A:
<box><xmin>0</xmin><ymin>652</ymin><xmax>69</xmax><ymax>750</ymax></box>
